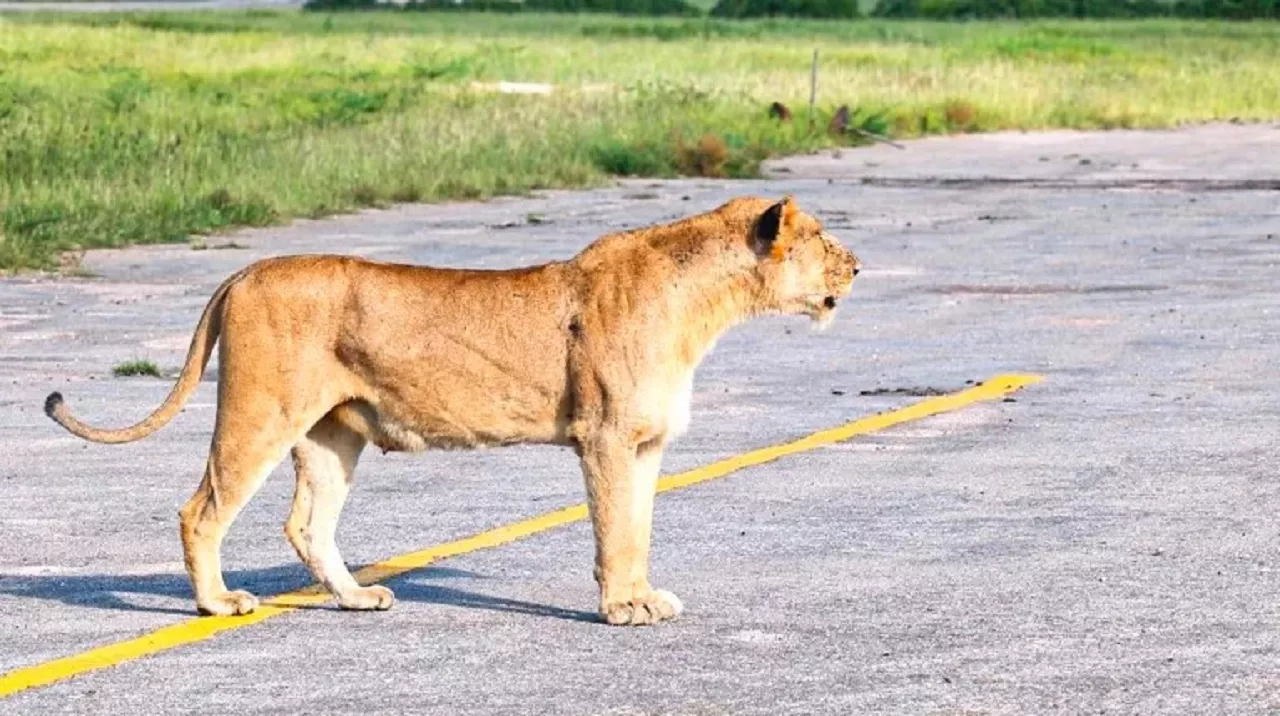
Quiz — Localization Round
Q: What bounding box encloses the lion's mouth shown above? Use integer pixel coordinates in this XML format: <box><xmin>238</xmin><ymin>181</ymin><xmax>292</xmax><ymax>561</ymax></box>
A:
<box><xmin>804</xmin><ymin>295</ymin><xmax>840</xmax><ymax>330</ymax></box>
<box><xmin>806</xmin><ymin>294</ymin><xmax>839</xmax><ymax>313</ymax></box>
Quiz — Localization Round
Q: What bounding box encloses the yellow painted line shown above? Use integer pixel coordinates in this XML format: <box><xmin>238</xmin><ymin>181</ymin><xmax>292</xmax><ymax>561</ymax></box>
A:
<box><xmin>0</xmin><ymin>373</ymin><xmax>1041</xmax><ymax>699</ymax></box>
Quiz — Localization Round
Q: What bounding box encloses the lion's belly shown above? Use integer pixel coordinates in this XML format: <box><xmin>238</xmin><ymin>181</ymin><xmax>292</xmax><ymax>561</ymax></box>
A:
<box><xmin>393</xmin><ymin>389</ymin><xmax>569</xmax><ymax>450</ymax></box>
<box><xmin>335</xmin><ymin>375</ymin><xmax>572</xmax><ymax>453</ymax></box>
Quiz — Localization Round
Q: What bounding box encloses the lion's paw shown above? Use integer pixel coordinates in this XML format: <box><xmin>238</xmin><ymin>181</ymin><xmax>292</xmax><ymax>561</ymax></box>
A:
<box><xmin>602</xmin><ymin>588</ymin><xmax>683</xmax><ymax>626</ymax></box>
<box><xmin>197</xmin><ymin>589</ymin><xmax>259</xmax><ymax>617</ymax></box>
<box><xmin>338</xmin><ymin>585</ymin><xmax>396</xmax><ymax>611</ymax></box>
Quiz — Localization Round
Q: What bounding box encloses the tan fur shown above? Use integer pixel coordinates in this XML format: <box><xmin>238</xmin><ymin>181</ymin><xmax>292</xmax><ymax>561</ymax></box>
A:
<box><xmin>45</xmin><ymin>195</ymin><xmax>861</xmax><ymax>625</ymax></box>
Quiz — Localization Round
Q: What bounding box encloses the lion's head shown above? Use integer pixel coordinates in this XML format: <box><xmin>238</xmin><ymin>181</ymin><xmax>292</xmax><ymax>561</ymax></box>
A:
<box><xmin>747</xmin><ymin>196</ymin><xmax>861</xmax><ymax>329</ymax></box>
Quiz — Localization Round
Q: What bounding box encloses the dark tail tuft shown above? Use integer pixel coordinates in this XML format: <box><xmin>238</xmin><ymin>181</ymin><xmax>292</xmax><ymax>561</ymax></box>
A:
<box><xmin>44</xmin><ymin>391</ymin><xmax>64</xmax><ymax>419</ymax></box>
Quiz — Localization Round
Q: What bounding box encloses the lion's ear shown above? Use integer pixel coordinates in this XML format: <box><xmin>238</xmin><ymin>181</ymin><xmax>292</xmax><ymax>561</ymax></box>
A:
<box><xmin>752</xmin><ymin>196</ymin><xmax>798</xmax><ymax>260</ymax></box>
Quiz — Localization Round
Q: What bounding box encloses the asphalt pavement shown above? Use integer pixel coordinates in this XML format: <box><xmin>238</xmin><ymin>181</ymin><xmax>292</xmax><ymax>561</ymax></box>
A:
<box><xmin>1</xmin><ymin>123</ymin><xmax>1279</xmax><ymax>714</ymax></box>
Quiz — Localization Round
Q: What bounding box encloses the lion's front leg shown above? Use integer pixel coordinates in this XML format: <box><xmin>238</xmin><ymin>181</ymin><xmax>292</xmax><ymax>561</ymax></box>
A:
<box><xmin>579</xmin><ymin>434</ymin><xmax>682</xmax><ymax>626</ymax></box>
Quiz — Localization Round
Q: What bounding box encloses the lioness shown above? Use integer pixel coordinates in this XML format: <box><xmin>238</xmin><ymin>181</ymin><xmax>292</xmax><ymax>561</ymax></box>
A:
<box><xmin>45</xmin><ymin>195</ymin><xmax>860</xmax><ymax>626</ymax></box>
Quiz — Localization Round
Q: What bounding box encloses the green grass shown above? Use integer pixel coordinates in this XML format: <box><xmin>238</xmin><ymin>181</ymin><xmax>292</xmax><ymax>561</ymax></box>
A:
<box><xmin>1</xmin><ymin>12</ymin><xmax>1278</xmax><ymax>271</ymax></box>
<box><xmin>111</xmin><ymin>359</ymin><xmax>162</xmax><ymax>378</ymax></box>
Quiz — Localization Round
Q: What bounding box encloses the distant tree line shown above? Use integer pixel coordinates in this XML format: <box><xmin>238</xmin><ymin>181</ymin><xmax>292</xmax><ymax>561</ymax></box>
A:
<box><xmin>305</xmin><ymin>0</ymin><xmax>1279</xmax><ymax>19</ymax></box>
<box><xmin>305</xmin><ymin>0</ymin><xmax>700</xmax><ymax>15</ymax></box>
<box><xmin>871</xmin><ymin>0</ymin><xmax>1277</xmax><ymax>18</ymax></box>
<box><xmin>708</xmin><ymin>0</ymin><xmax>858</xmax><ymax>18</ymax></box>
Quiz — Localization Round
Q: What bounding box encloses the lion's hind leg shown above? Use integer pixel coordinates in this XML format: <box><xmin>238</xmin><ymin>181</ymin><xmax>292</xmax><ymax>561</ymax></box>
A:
<box><xmin>285</xmin><ymin>412</ymin><xmax>394</xmax><ymax>611</ymax></box>
<box><xmin>179</xmin><ymin>417</ymin><xmax>304</xmax><ymax>617</ymax></box>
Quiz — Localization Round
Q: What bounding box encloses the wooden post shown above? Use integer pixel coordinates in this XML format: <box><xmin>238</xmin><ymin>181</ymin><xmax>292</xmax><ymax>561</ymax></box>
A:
<box><xmin>808</xmin><ymin>48</ymin><xmax>819</xmax><ymax>134</ymax></box>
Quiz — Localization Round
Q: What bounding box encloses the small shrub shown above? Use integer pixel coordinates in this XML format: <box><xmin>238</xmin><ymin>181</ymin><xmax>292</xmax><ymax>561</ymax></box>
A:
<box><xmin>675</xmin><ymin>133</ymin><xmax>730</xmax><ymax>178</ymax></box>
<box><xmin>589</xmin><ymin>139</ymin><xmax>672</xmax><ymax>176</ymax></box>
<box><xmin>207</xmin><ymin>188</ymin><xmax>233</xmax><ymax>211</ymax></box>
<box><xmin>410</xmin><ymin>57</ymin><xmax>474</xmax><ymax>82</ymax></box>
<box><xmin>390</xmin><ymin>184</ymin><xmax>423</xmax><ymax>203</ymax></box>
<box><xmin>350</xmin><ymin>184</ymin><xmax>379</xmax><ymax>205</ymax></box>
<box><xmin>307</xmin><ymin>88</ymin><xmax>389</xmax><ymax>126</ymax></box>
<box><xmin>943</xmin><ymin>100</ymin><xmax>977</xmax><ymax>131</ymax></box>
<box><xmin>918</xmin><ymin>106</ymin><xmax>948</xmax><ymax>136</ymax></box>
<box><xmin>113</xmin><ymin>359</ymin><xmax>162</xmax><ymax>378</ymax></box>
<box><xmin>197</xmin><ymin>189</ymin><xmax>277</xmax><ymax>230</ymax></box>
<box><xmin>433</xmin><ymin>179</ymin><xmax>486</xmax><ymax>200</ymax></box>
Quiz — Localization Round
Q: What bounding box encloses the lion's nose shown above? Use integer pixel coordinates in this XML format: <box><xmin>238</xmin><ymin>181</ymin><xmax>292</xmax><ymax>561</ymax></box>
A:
<box><xmin>851</xmin><ymin>257</ymin><xmax>862</xmax><ymax>277</ymax></box>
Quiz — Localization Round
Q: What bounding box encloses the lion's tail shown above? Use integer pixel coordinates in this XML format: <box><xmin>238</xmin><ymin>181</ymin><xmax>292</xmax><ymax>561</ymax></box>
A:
<box><xmin>44</xmin><ymin>266</ymin><xmax>250</xmax><ymax>445</ymax></box>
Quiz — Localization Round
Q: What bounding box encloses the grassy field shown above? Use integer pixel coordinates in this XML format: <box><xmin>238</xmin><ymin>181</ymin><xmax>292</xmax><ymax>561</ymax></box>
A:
<box><xmin>1</xmin><ymin>13</ymin><xmax>1278</xmax><ymax>271</ymax></box>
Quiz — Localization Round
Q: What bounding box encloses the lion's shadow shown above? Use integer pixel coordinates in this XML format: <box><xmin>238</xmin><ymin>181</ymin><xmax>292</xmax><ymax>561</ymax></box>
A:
<box><xmin>0</xmin><ymin>564</ymin><xmax>597</xmax><ymax>623</ymax></box>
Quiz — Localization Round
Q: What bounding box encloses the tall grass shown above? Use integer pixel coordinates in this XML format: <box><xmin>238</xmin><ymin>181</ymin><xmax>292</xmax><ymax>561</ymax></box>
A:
<box><xmin>1</xmin><ymin>12</ymin><xmax>1278</xmax><ymax>270</ymax></box>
